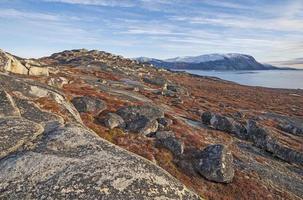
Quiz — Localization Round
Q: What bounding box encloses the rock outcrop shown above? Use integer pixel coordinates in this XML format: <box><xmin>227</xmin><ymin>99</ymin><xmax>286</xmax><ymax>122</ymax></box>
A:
<box><xmin>0</xmin><ymin>72</ymin><xmax>201</xmax><ymax>200</ymax></box>
<box><xmin>1</xmin><ymin>48</ymin><xmax>303</xmax><ymax>200</ymax></box>
<box><xmin>0</xmin><ymin>49</ymin><xmax>49</xmax><ymax>76</ymax></box>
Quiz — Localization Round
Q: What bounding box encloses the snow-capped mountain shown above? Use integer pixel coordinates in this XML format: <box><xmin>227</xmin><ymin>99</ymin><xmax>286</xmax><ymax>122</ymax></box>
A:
<box><xmin>164</xmin><ymin>53</ymin><xmax>252</xmax><ymax>63</ymax></box>
<box><xmin>135</xmin><ymin>53</ymin><xmax>281</xmax><ymax>70</ymax></box>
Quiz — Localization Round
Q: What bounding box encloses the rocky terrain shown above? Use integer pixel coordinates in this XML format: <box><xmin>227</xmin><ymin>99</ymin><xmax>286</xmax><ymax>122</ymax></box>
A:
<box><xmin>0</xmin><ymin>48</ymin><xmax>302</xmax><ymax>200</ymax></box>
<box><xmin>135</xmin><ymin>53</ymin><xmax>288</xmax><ymax>70</ymax></box>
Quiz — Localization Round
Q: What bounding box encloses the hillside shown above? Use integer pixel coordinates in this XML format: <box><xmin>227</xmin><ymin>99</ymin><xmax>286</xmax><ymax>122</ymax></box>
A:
<box><xmin>136</xmin><ymin>53</ymin><xmax>281</xmax><ymax>70</ymax></box>
<box><xmin>0</xmin><ymin>49</ymin><xmax>303</xmax><ymax>200</ymax></box>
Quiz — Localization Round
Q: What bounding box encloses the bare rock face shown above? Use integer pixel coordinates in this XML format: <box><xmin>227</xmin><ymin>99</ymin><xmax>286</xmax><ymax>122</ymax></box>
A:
<box><xmin>0</xmin><ymin>50</ymin><xmax>48</xmax><ymax>76</ymax></box>
<box><xmin>0</xmin><ymin>90</ymin><xmax>20</xmax><ymax>117</ymax></box>
<box><xmin>0</xmin><ymin>124</ymin><xmax>201</xmax><ymax>200</ymax></box>
<box><xmin>195</xmin><ymin>144</ymin><xmax>234</xmax><ymax>183</ymax></box>
<box><xmin>0</xmin><ymin>117</ymin><xmax>44</xmax><ymax>159</ymax></box>
<box><xmin>72</xmin><ymin>96</ymin><xmax>107</xmax><ymax>114</ymax></box>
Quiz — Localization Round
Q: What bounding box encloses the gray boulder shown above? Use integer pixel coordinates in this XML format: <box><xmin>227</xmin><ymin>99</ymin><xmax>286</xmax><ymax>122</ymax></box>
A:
<box><xmin>210</xmin><ymin>114</ymin><xmax>234</xmax><ymax>132</ymax></box>
<box><xmin>195</xmin><ymin>144</ymin><xmax>234</xmax><ymax>183</ymax></box>
<box><xmin>116</xmin><ymin>105</ymin><xmax>164</xmax><ymax>135</ymax></box>
<box><xmin>102</xmin><ymin>113</ymin><xmax>125</xmax><ymax>129</ymax></box>
<box><xmin>72</xmin><ymin>96</ymin><xmax>107</xmax><ymax>113</ymax></box>
<box><xmin>116</xmin><ymin>104</ymin><xmax>164</xmax><ymax>122</ymax></box>
<box><xmin>167</xmin><ymin>84</ymin><xmax>188</xmax><ymax>95</ymax></box>
<box><xmin>278</xmin><ymin>122</ymin><xmax>303</xmax><ymax>136</ymax></box>
<box><xmin>143</xmin><ymin>76</ymin><xmax>167</xmax><ymax>87</ymax></box>
<box><xmin>201</xmin><ymin>111</ymin><xmax>212</xmax><ymax>125</ymax></box>
<box><xmin>157</xmin><ymin>137</ymin><xmax>184</xmax><ymax>156</ymax></box>
<box><xmin>127</xmin><ymin>117</ymin><xmax>158</xmax><ymax>135</ymax></box>
<box><xmin>156</xmin><ymin>135</ymin><xmax>184</xmax><ymax>156</ymax></box>
<box><xmin>155</xmin><ymin>131</ymin><xmax>175</xmax><ymax>140</ymax></box>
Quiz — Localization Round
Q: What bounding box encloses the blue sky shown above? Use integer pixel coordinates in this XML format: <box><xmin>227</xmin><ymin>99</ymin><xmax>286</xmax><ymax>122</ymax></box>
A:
<box><xmin>0</xmin><ymin>0</ymin><xmax>302</xmax><ymax>64</ymax></box>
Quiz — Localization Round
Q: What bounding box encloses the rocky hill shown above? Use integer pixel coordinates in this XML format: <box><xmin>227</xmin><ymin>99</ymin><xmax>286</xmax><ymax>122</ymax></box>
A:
<box><xmin>0</xmin><ymin>49</ymin><xmax>303</xmax><ymax>200</ymax></box>
<box><xmin>135</xmin><ymin>53</ymin><xmax>280</xmax><ymax>70</ymax></box>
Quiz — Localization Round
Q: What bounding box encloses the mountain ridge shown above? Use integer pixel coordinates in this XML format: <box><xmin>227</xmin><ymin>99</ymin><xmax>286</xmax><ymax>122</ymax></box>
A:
<box><xmin>135</xmin><ymin>53</ymin><xmax>294</xmax><ymax>71</ymax></box>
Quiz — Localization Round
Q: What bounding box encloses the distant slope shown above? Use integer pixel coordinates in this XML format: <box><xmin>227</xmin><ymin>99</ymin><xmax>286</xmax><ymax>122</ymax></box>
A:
<box><xmin>135</xmin><ymin>53</ymin><xmax>283</xmax><ymax>70</ymax></box>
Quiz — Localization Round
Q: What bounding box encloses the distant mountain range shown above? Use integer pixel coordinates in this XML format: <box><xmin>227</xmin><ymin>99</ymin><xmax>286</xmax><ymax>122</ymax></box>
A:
<box><xmin>135</xmin><ymin>53</ymin><xmax>294</xmax><ymax>70</ymax></box>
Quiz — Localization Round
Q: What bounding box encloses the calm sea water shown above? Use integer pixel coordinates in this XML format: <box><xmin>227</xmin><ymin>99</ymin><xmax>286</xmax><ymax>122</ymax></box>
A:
<box><xmin>177</xmin><ymin>70</ymin><xmax>303</xmax><ymax>89</ymax></box>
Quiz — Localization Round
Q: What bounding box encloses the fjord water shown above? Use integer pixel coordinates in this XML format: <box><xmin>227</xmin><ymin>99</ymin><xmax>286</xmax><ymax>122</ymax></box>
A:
<box><xmin>180</xmin><ymin>70</ymin><xmax>303</xmax><ymax>89</ymax></box>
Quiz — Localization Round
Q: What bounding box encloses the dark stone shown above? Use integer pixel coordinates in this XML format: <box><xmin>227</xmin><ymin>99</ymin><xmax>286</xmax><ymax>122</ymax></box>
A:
<box><xmin>143</xmin><ymin>76</ymin><xmax>167</xmax><ymax>87</ymax></box>
<box><xmin>71</xmin><ymin>96</ymin><xmax>107</xmax><ymax>113</ymax></box>
<box><xmin>127</xmin><ymin>117</ymin><xmax>158</xmax><ymax>135</ymax></box>
<box><xmin>116</xmin><ymin>104</ymin><xmax>164</xmax><ymax>123</ymax></box>
<box><xmin>201</xmin><ymin>111</ymin><xmax>212</xmax><ymax>125</ymax></box>
<box><xmin>157</xmin><ymin>136</ymin><xmax>184</xmax><ymax>156</ymax></box>
<box><xmin>155</xmin><ymin>131</ymin><xmax>175</xmax><ymax>140</ymax></box>
<box><xmin>167</xmin><ymin>84</ymin><xmax>188</xmax><ymax>95</ymax></box>
<box><xmin>195</xmin><ymin>144</ymin><xmax>234</xmax><ymax>183</ymax></box>
<box><xmin>278</xmin><ymin>123</ymin><xmax>303</xmax><ymax>136</ymax></box>
<box><xmin>157</xmin><ymin>118</ymin><xmax>173</xmax><ymax>128</ymax></box>
<box><xmin>102</xmin><ymin>113</ymin><xmax>125</xmax><ymax>129</ymax></box>
<box><xmin>210</xmin><ymin>114</ymin><xmax>234</xmax><ymax>132</ymax></box>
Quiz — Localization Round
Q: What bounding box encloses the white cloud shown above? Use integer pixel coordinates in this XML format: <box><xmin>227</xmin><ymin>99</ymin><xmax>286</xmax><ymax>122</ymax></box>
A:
<box><xmin>43</xmin><ymin>0</ymin><xmax>136</xmax><ymax>7</ymax></box>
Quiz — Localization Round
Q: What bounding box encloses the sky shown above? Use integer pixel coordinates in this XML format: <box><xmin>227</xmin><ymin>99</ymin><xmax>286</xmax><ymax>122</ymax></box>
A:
<box><xmin>0</xmin><ymin>0</ymin><xmax>302</xmax><ymax>64</ymax></box>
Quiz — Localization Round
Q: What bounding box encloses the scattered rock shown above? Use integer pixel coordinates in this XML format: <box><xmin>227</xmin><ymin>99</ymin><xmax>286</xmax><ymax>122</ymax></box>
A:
<box><xmin>246</xmin><ymin>120</ymin><xmax>274</xmax><ymax>149</ymax></box>
<box><xmin>247</xmin><ymin>120</ymin><xmax>303</xmax><ymax>165</ymax></box>
<box><xmin>155</xmin><ymin>131</ymin><xmax>175</xmax><ymax>139</ymax></box>
<box><xmin>157</xmin><ymin>136</ymin><xmax>184</xmax><ymax>156</ymax></box>
<box><xmin>157</xmin><ymin>117</ymin><xmax>173</xmax><ymax>130</ymax></box>
<box><xmin>201</xmin><ymin>111</ymin><xmax>212</xmax><ymax>125</ymax></box>
<box><xmin>195</xmin><ymin>144</ymin><xmax>234</xmax><ymax>183</ymax></box>
<box><xmin>102</xmin><ymin>113</ymin><xmax>125</xmax><ymax>129</ymax></box>
<box><xmin>127</xmin><ymin>117</ymin><xmax>158</xmax><ymax>135</ymax></box>
<box><xmin>116</xmin><ymin>104</ymin><xmax>164</xmax><ymax>123</ymax></box>
<box><xmin>209</xmin><ymin>114</ymin><xmax>234</xmax><ymax>132</ymax></box>
<box><xmin>278</xmin><ymin>122</ymin><xmax>303</xmax><ymax>136</ymax></box>
<box><xmin>167</xmin><ymin>84</ymin><xmax>188</xmax><ymax>95</ymax></box>
<box><xmin>143</xmin><ymin>76</ymin><xmax>167</xmax><ymax>87</ymax></box>
<box><xmin>72</xmin><ymin>96</ymin><xmax>107</xmax><ymax>113</ymax></box>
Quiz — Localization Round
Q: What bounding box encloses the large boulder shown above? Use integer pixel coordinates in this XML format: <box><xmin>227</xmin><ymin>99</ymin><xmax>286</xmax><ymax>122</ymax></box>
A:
<box><xmin>195</xmin><ymin>144</ymin><xmax>234</xmax><ymax>183</ymax></box>
<box><xmin>72</xmin><ymin>96</ymin><xmax>107</xmax><ymax>114</ymax></box>
<box><xmin>0</xmin><ymin>124</ymin><xmax>201</xmax><ymax>199</ymax></box>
